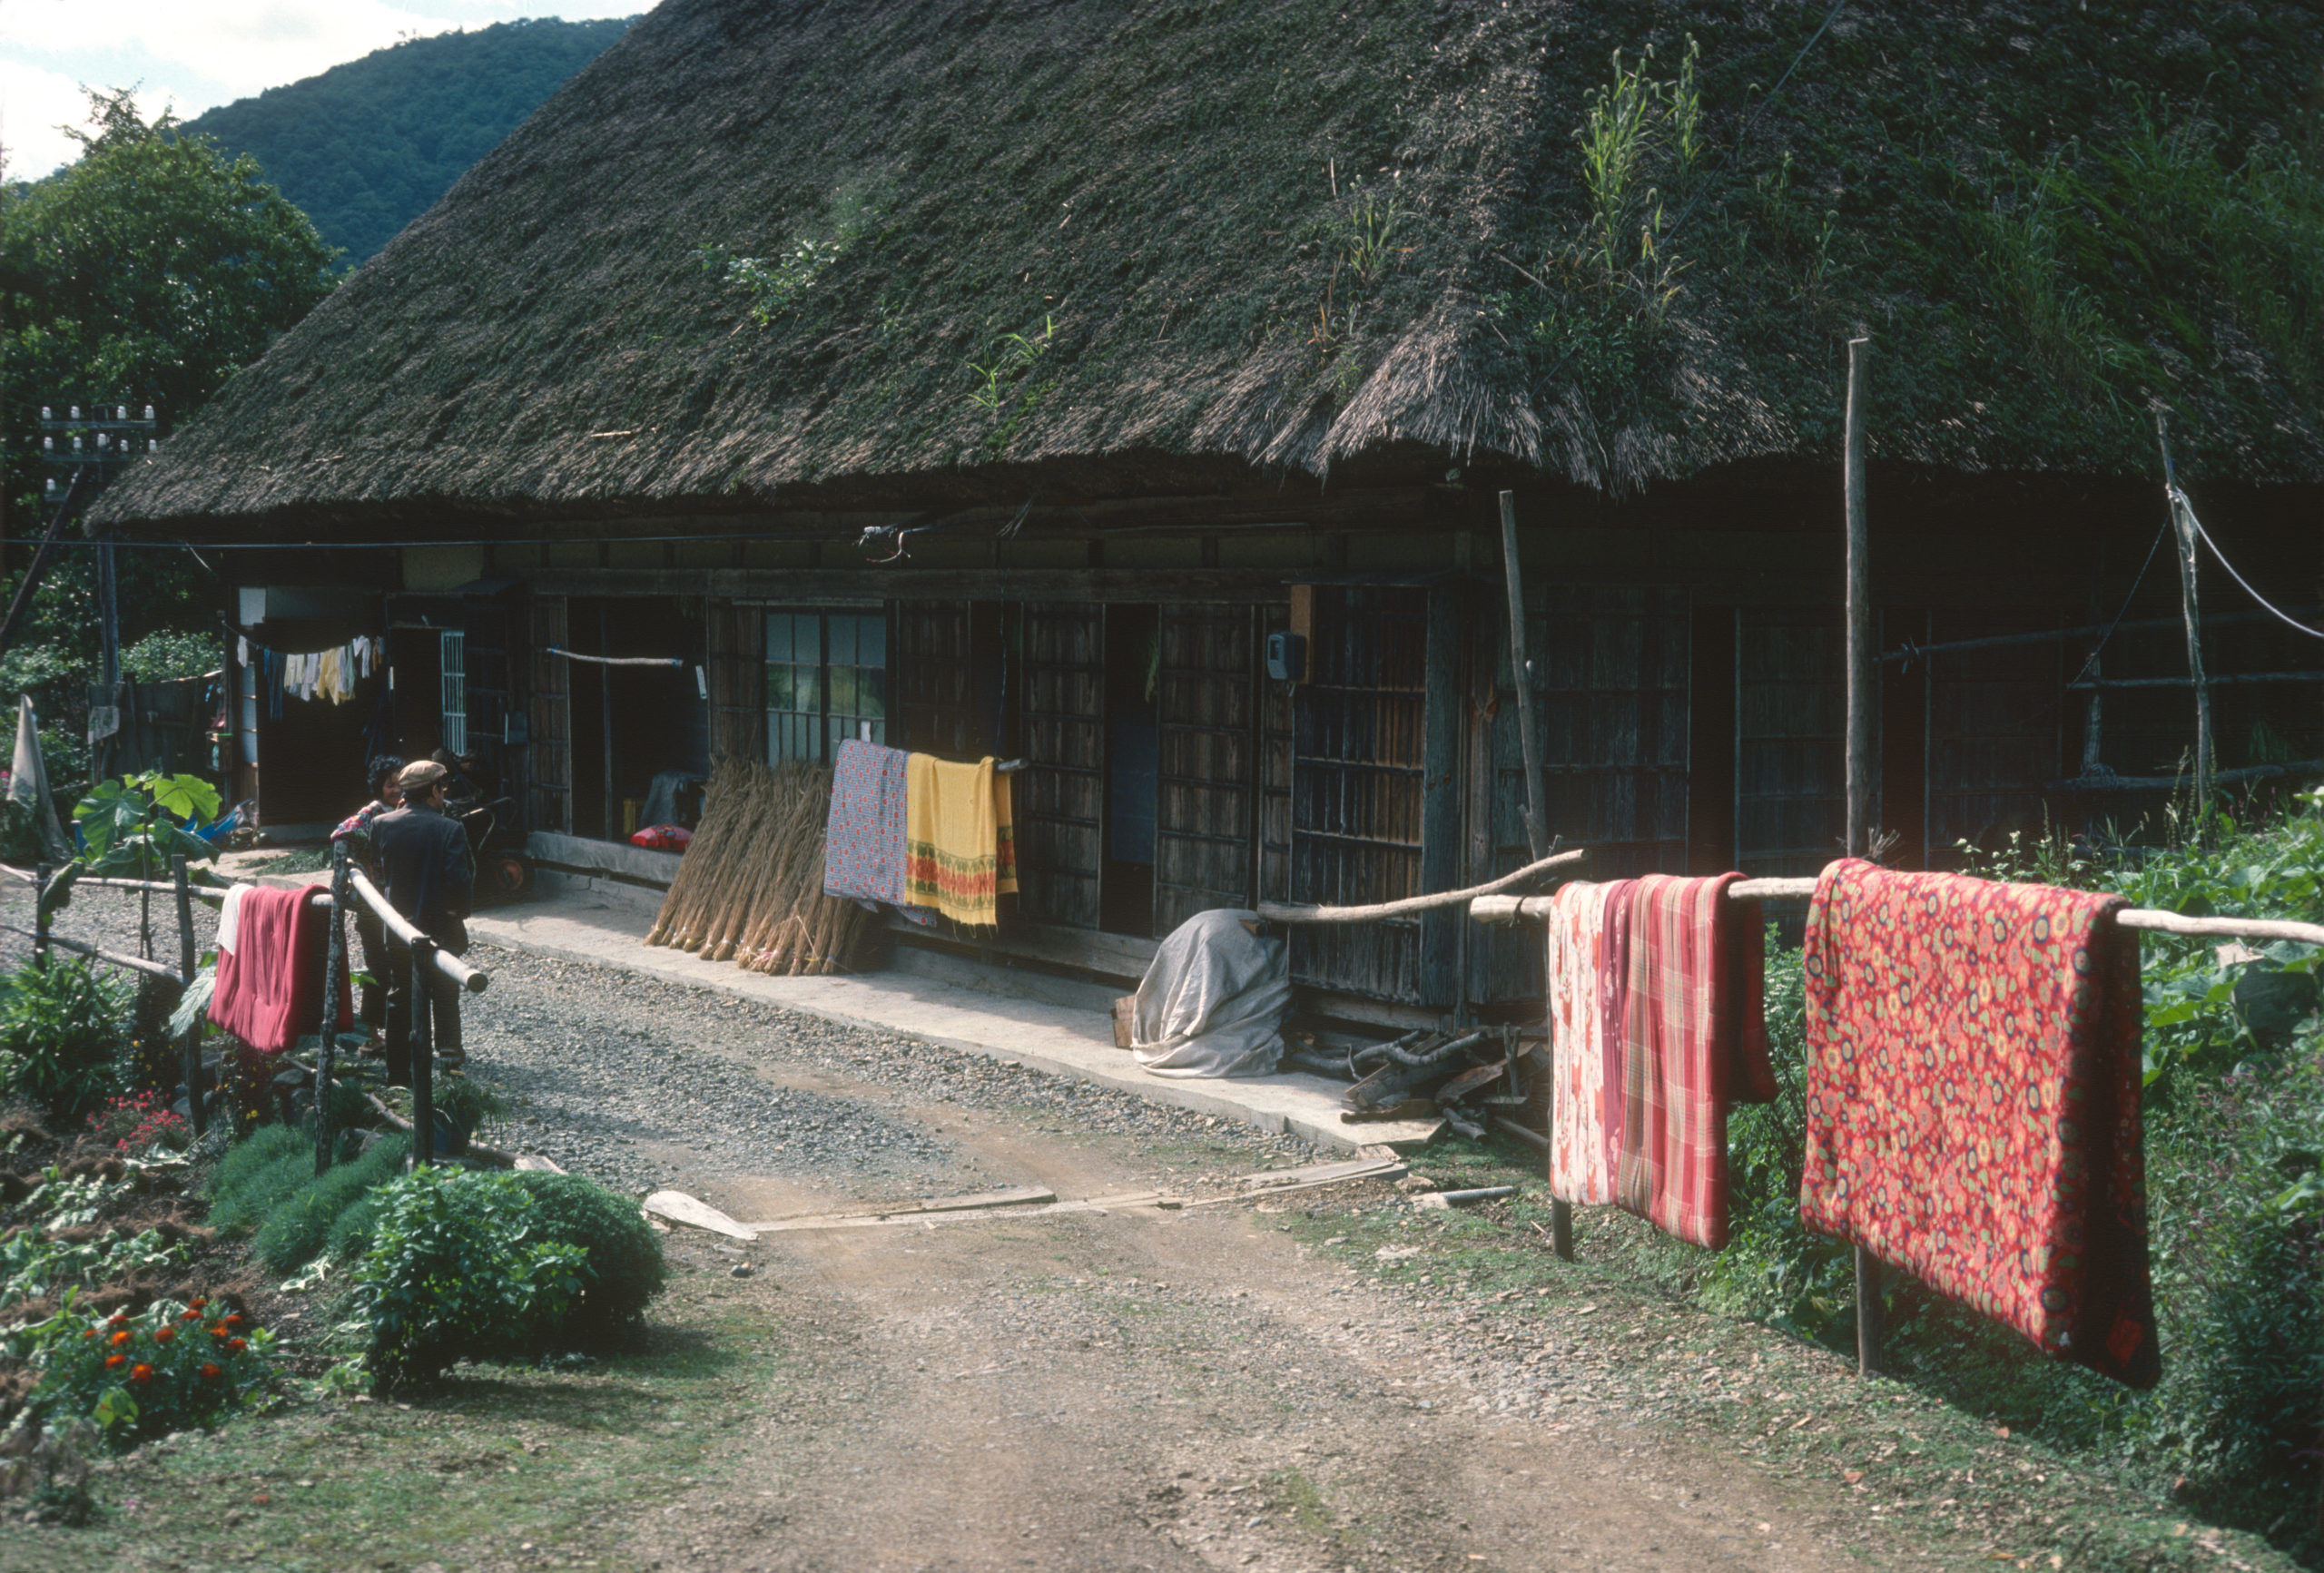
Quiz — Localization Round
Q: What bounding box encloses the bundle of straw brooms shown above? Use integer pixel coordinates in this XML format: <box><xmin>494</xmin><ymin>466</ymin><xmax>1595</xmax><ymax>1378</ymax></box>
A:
<box><xmin>644</xmin><ymin>758</ymin><xmax>879</xmax><ymax>976</ymax></box>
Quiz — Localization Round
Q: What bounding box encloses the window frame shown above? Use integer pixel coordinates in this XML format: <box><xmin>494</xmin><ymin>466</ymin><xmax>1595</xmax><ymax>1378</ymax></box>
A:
<box><xmin>763</xmin><ymin>607</ymin><xmax>888</xmax><ymax>765</ymax></box>
<box><xmin>438</xmin><ymin>629</ymin><xmax>468</xmax><ymax>755</ymax></box>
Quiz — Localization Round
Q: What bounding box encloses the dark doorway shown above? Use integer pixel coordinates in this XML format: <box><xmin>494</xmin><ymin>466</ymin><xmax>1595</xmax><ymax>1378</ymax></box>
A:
<box><xmin>1101</xmin><ymin>603</ymin><xmax>1158</xmax><ymax>935</ymax></box>
<box><xmin>567</xmin><ymin>597</ymin><xmax>709</xmax><ymax>842</ymax></box>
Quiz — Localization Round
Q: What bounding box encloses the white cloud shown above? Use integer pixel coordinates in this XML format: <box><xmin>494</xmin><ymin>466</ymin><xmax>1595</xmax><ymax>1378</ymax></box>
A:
<box><xmin>0</xmin><ymin>3</ymin><xmax>644</xmax><ymax>179</ymax></box>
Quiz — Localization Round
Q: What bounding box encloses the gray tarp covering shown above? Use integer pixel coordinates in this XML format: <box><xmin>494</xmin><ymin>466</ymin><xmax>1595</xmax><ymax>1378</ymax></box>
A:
<box><xmin>1128</xmin><ymin>909</ymin><xmax>1291</xmax><ymax>1079</ymax></box>
<box><xmin>8</xmin><ymin>697</ymin><xmax>68</xmax><ymax>859</ymax></box>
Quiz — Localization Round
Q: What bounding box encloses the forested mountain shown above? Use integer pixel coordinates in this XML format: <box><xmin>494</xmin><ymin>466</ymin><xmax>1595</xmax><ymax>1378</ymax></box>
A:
<box><xmin>180</xmin><ymin>17</ymin><xmax>633</xmax><ymax>263</ymax></box>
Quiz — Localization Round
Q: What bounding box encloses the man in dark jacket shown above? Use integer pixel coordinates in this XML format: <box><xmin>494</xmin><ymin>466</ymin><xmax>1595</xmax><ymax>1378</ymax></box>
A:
<box><xmin>371</xmin><ymin>759</ymin><xmax>474</xmax><ymax>1080</ymax></box>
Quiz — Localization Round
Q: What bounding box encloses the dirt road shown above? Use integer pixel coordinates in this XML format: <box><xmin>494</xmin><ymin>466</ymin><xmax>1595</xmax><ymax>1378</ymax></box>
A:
<box><xmin>621</xmin><ymin>1117</ymin><xmax>1876</xmax><ymax>1572</ymax></box>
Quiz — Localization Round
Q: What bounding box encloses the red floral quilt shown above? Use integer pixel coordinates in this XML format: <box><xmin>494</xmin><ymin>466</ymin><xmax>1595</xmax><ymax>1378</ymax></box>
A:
<box><xmin>1799</xmin><ymin>858</ymin><xmax>2159</xmax><ymax>1387</ymax></box>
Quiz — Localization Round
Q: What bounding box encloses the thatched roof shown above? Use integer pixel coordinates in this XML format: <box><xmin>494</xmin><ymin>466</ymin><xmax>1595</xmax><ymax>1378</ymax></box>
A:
<box><xmin>102</xmin><ymin>0</ymin><xmax>2324</xmax><ymax>531</ymax></box>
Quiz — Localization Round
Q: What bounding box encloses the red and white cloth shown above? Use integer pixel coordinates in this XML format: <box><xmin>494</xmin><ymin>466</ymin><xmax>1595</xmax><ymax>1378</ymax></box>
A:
<box><xmin>1613</xmin><ymin>873</ymin><xmax>1774</xmax><ymax>1249</ymax></box>
<box><xmin>209</xmin><ymin>882</ymin><xmax>351</xmax><ymax>1054</ymax></box>
<box><xmin>1547</xmin><ymin>880</ymin><xmax>1616</xmax><ymax>1204</ymax></box>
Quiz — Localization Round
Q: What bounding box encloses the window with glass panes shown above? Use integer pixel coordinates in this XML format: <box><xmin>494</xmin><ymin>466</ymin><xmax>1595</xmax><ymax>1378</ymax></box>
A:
<box><xmin>764</xmin><ymin>611</ymin><xmax>886</xmax><ymax>763</ymax></box>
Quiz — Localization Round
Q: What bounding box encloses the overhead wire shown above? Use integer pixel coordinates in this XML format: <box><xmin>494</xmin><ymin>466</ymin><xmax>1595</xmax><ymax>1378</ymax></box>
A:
<box><xmin>2174</xmin><ymin>487</ymin><xmax>2324</xmax><ymax>641</ymax></box>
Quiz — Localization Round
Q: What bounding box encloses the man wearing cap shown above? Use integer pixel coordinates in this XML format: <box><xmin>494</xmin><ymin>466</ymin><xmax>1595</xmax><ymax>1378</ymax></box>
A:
<box><xmin>370</xmin><ymin>759</ymin><xmax>474</xmax><ymax>1079</ymax></box>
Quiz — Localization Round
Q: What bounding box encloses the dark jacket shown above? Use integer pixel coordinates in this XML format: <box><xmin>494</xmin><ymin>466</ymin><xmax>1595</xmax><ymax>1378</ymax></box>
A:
<box><xmin>371</xmin><ymin>800</ymin><xmax>473</xmax><ymax>941</ymax></box>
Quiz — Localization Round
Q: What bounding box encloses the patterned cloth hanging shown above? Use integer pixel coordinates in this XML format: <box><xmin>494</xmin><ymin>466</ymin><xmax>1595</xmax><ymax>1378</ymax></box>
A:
<box><xmin>1799</xmin><ymin>858</ymin><xmax>2159</xmax><ymax>1387</ymax></box>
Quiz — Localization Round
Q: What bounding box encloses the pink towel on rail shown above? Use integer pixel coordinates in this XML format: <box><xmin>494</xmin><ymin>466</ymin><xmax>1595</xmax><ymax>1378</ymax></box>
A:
<box><xmin>1799</xmin><ymin>859</ymin><xmax>2158</xmax><ymax>1387</ymax></box>
<box><xmin>1546</xmin><ymin>881</ymin><xmax>1615</xmax><ymax>1204</ymax></box>
<box><xmin>1612</xmin><ymin>873</ymin><xmax>1773</xmax><ymax>1249</ymax></box>
<box><xmin>208</xmin><ymin>883</ymin><xmax>350</xmax><ymax>1053</ymax></box>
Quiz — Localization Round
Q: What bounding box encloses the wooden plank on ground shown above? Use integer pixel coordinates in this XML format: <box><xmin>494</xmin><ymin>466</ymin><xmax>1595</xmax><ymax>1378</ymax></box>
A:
<box><xmin>643</xmin><ymin>1189</ymin><xmax>756</xmax><ymax>1240</ymax></box>
<box><xmin>895</xmin><ymin>1185</ymin><xmax>1058</xmax><ymax>1215</ymax></box>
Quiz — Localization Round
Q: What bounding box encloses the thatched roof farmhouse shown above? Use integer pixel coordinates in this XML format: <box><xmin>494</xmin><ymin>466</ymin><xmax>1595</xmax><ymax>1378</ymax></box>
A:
<box><xmin>97</xmin><ymin>0</ymin><xmax>2324</xmax><ymax>1018</ymax></box>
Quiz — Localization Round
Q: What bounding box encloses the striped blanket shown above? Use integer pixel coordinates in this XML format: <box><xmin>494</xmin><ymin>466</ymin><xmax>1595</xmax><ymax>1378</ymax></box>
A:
<box><xmin>902</xmin><ymin>754</ymin><xmax>1018</xmax><ymax>927</ymax></box>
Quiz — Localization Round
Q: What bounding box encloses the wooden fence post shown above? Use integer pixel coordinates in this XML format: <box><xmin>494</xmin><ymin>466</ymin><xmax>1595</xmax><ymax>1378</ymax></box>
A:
<box><xmin>2155</xmin><ymin>412</ymin><xmax>2212</xmax><ymax>835</ymax></box>
<box><xmin>171</xmin><ymin>855</ymin><xmax>206</xmax><ymax>1140</ymax></box>
<box><xmin>409</xmin><ymin>938</ymin><xmax>437</xmax><ymax>1168</ymax></box>
<box><xmin>1844</xmin><ymin>335</ymin><xmax>1885</xmax><ymax>1380</ymax></box>
<box><xmin>315</xmin><ymin>844</ymin><xmax>350</xmax><ymax>1175</ymax></box>
<box><xmin>31</xmin><ymin>860</ymin><xmax>48</xmax><ymax>972</ymax></box>
<box><xmin>1497</xmin><ymin>490</ymin><xmax>1573</xmax><ymax>1261</ymax></box>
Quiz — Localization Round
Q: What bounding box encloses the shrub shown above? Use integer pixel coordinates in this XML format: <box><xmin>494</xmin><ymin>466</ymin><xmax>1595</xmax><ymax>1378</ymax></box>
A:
<box><xmin>33</xmin><ymin>1297</ymin><xmax>271</xmax><ymax>1447</ymax></box>
<box><xmin>512</xmin><ymin>1171</ymin><xmax>666</xmax><ymax>1348</ymax></box>
<box><xmin>249</xmin><ymin>1134</ymin><xmax>410</xmax><ymax>1275</ymax></box>
<box><xmin>326</xmin><ymin>1194</ymin><xmax>382</xmax><ymax>1263</ymax></box>
<box><xmin>0</xmin><ymin>960</ymin><xmax>130</xmax><ymax>1123</ymax></box>
<box><xmin>354</xmin><ymin>1166</ymin><xmax>586</xmax><ymax>1391</ymax></box>
<box><xmin>203</xmin><ymin>1122</ymin><xmax>314</xmax><ymax>1235</ymax></box>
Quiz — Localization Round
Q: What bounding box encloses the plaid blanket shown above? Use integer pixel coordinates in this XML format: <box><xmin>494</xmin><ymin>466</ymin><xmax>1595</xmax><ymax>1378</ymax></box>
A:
<box><xmin>1800</xmin><ymin>859</ymin><xmax>2158</xmax><ymax>1387</ymax></box>
<box><xmin>1546</xmin><ymin>881</ymin><xmax>1615</xmax><ymax>1204</ymax></box>
<box><xmin>1612</xmin><ymin>873</ymin><xmax>1772</xmax><ymax>1249</ymax></box>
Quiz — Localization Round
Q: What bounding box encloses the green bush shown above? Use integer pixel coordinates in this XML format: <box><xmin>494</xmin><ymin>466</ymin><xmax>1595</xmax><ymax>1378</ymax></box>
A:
<box><xmin>0</xmin><ymin>959</ymin><xmax>131</xmax><ymax>1123</ymax></box>
<box><xmin>203</xmin><ymin>1123</ymin><xmax>315</xmax><ymax>1235</ymax></box>
<box><xmin>326</xmin><ymin>1194</ymin><xmax>382</xmax><ymax>1263</ymax></box>
<box><xmin>249</xmin><ymin>1134</ymin><xmax>410</xmax><ymax>1274</ymax></box>
<box><xmin>512</xmin><ymin>1172</ymin><xmax>665</xmax><ymax>1348</ymax></box>
<box><xmin>354</xmin><ymin>1166</ymin><xmax>586</xmax><ymax>1391</ymax></box>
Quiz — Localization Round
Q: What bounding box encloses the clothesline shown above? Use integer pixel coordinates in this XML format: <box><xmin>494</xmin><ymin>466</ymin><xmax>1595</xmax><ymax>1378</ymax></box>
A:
<box><xmin>544</xmin><ymin>646</ymin><xmax>686</xmax><ymax>668</ymax></box>
<box><xmin>1468</xmin><ymin>864</ymin><xmax>2324</xmax><ymax>947</ymax></box>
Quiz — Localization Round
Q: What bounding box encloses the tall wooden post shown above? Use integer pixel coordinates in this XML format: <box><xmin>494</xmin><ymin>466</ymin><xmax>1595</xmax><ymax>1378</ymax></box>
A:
<box><xmin>2156</xmin><ymin>414</ymin><xmax>2212</xmax><ymax>833</ymax></box>
<box><xmin>315</xmin><ymin>844</ymin><xmax>350</xmax><ymax>1175</ymax></box>
<box><xmin>171</xmin><ymin>855</ymin><xmax>206</xmax><ymax>1140</ymax></box>
<box><xmin>1843</xmin><ymin>336</ymin><xmax>1885</xmax><ymax>1379</ymax></box>
<box><xmin>1497</xmin><ymin>490</ymin><xmax>1573</xmax><ymax>1260</ymax></box>
<box><xmin>409</xmin><ymin>939</ymin><xmax>437</xmax><ymax>1167</ymax></box>
<box><xmin>31</xmin><ymin>860</ymin><xmax>48</xmax><ymax>972</ymax></box>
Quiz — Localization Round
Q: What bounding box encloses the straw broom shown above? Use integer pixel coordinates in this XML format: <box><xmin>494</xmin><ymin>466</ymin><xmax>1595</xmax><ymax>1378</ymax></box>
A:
<box><xmin>736</xmin><ymin>764</ymin><xmax>816</xmax><ymax>968</ymax></box>
<box><xmin>645</xmin><ymin>757</ymin><xmax>747</xmax><ymax>947</ymax></box>
<box><xmin>713</xmin><ymin>762</ymin><xmax>813</xmax><ymax>971</ymax></box>
<box><xmin>703</xmin><ymin>769</ymin><xmax>783</xmax><ymax>960</ymax></box>
<box><xmin>669</xmin><ymin>752</ymin><xmax>757</xmax><ymax>952</ymax></box>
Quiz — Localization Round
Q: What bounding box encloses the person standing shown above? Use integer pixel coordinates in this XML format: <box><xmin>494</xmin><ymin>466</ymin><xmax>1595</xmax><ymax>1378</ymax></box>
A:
<box><xmin>371</xmin><ymin>759</ymin><xmax>474</xmax><ymax>1081</ymax></box>
<box><xmin>330</xmin><ymin>754</ymin><xmax>403</xmax><ymax>1045</ymax></box>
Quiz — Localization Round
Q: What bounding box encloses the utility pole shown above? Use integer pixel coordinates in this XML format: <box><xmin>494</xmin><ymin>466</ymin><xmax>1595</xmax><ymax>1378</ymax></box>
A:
<box><xmin>35</xmin><ymin>401</ymin><xmax>157</xmax><ymax>779</ymax></box>
<box><xmin>1843</xmin><ymin>336</ymin><xmax>1884</xmax><ymax>1380</ymax></box>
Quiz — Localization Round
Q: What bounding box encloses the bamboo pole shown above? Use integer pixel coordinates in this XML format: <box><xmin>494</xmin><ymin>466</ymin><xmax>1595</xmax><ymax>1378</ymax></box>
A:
<box><xmin>2157</xmin><ymin>412</ymin><xmax>2213</xmax><ymax>834</ymax></box>
<box><xmin>1256</xmin><ymin>848</ymin><xmax>1585</xmax><ymax>924</ymax></box>
<box><xmin>1501</xmin><ymin>487</ymin><xmax>1571</xmax><ymax>1259</ymax></box>
<box><xmin>1843</xmin><ymin>335</ymin><xmax>1884</xmax><ymax>1381</ymax></box>
<box><xmin>314</xmin><ymin>844</ymin><xmax>349</xmax><ymax>1175</ymax></box>
<box><xmin>173</xmin><ymin>855</ymin><xmax>206</xmax><ymax>1142</ymax></box>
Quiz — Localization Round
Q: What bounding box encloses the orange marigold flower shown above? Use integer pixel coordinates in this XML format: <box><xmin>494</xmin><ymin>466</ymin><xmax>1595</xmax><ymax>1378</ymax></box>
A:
<box><xmin>181</xmin><ymin>1308</ymin><xmax>201</xmax><ymax>1321</ymax></box>
<box><xmin>128</xmin><ymin>1363</ymin><xmax>153</xmax><ymax>1383</ymax></box>
<box><xmin>109</xmin><ymin>1330</ymin><xmax>132</xmax><ymax>1347</ymax></box>
<box><xmin>209</xmin><ymin>1324</ymin><xmax>229</xmax><ymax>1338</ymax></box>
<box><xmin>104</xmin><ymin>1354</ymin><xmax>125</xmax><ymax>1370</ymax></box>
<box><xmin>199</xmin><ymin>1362</ymin><xmax>222</xmax><ymax>1381</ymax></box>
<box><xmin>154</xmin><ymin>1325</ymin><xmax>175</xmax><ymax>1343</ymax></box>
<box><xmin>106</xmin><ymin>1313</ymin><xmax>128</xmax><ymax>1327</ymax></box>
<box><xmin>189</xmin><ymin>1297</ymin><xmax>207</xmax><ymax>1312</ymax></box>
<box><xmin>226</xmin><ymin>1338</ymin><xmax>248</xmax><ymax>1354</ymax></box>
<box><xmin>81</xmin><ymin>1329</ymin><xmax>96</xmax><ymax>1341</ymax></box>
<box><xmin>222</xmin><ymin>1313</ymin><xmax>244</xmax><ymax>1328</ymax></box>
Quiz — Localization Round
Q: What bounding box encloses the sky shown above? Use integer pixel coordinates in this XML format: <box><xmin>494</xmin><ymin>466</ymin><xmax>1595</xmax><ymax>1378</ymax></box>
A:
<box><xmin>0</xmin><ymin>0</ymin><xmax>642</xmax><ymax>180</ymax></box>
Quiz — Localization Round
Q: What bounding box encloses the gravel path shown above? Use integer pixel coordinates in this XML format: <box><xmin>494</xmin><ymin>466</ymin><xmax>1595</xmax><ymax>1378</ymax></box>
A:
<box><xmin>5</xmin><ymin>883</ymin><xmax>1309</xmax><ymax>1200</ymax></box>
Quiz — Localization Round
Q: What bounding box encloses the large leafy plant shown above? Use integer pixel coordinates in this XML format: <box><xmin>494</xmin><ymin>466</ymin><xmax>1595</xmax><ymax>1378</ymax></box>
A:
<box><xmin>0</xmin><ymin>959</ymin><xmax>131</xmax><ymax>1122</ymax></box>
<box><xmin>71</xmin><ymin>771</ymin><xmax>220</xmax><ymax>879</ymax></box>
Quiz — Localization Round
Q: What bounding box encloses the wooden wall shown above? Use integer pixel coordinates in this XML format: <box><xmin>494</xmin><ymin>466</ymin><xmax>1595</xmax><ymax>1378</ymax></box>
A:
<box><xmin>1015</xmin><ymin>601</ymin><xmax>1105</xmax><ymax>929</ymax></box>
<box><xmin>527</xmin><ymin>594</ymin><xmax>571</xmax><ymax>834</ymax></box>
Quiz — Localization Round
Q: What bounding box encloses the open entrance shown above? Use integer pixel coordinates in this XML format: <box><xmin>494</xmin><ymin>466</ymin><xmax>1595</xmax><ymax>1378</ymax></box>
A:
<box><xmin>1101</xmin><ymin>603</ymin><xmax>1158</xmax><ymax>935</ymax></box>
<box><xmin>566</xmin><ymin>597</ymin><xmax>709</xmax><ymax>841</ymax></box>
